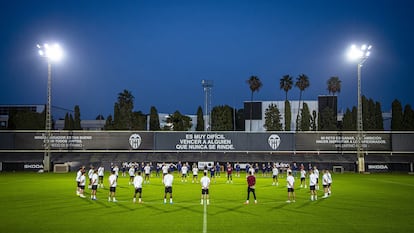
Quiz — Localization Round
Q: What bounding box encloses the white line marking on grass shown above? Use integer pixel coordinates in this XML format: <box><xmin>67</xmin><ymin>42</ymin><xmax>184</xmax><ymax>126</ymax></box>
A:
<box><xmin>203</xmin><ymin>201</ymin><xmax>207</xmax><ymax>233</ymax></box>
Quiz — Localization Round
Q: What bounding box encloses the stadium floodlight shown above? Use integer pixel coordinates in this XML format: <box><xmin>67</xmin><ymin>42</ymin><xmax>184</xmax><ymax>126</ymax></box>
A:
<box><xmin>37</xmin><ymin>42</ymin><xmax>64</xmax><ymax>172</ymax></box>
<box><xmin>347</xmin><ymin>43</ymin><xmax>372</xmax><ymax>173</ymax></box>
<box><xmin>37</xmin><ymin>43</ymin><xmax>63</xmax><ymax>62</ymax></box>
<box><xmin>347</xmin><ymin>44</ymin><xmax>371</xmax><ymax>63</ymax></box>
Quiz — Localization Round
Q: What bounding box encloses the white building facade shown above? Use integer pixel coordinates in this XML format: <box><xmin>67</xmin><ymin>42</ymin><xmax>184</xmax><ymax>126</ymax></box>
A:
<box><xmin>245</xmin><ymin>100</ymin><xmax>318</xmax><ymax>132</ymax></box>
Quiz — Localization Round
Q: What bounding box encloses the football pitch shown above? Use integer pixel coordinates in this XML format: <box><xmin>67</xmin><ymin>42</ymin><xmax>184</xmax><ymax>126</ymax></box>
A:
<box><xmin>0</xmin><ymin>171</ymin><xmax>413</xmax><ymax>233</ymax></box>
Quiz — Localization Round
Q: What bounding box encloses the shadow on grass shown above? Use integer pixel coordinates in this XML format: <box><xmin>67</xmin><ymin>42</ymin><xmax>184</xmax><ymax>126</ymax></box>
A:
<box><xmin>269</xmin><ymin>202</ymin><xmax>289</xmax><ymax>209</ymax></box>
<box><xmin>112</xmin><ymin>201</ymin><xmax>135</xmax><ymax>211</ymax></box>
<box><xmin>179</xmin><ymin>204</ymin><xmax>203</xmax><ymax>214</ymax></box>
<box><xmin>209</xmin><ymin>203</ymin><xmax>259</xmax><ymax>217</ymax></box>
<box><xmin>144</xmin><ymin>202</ymin><xmax>184</xmax><ymax>216</ymax></box>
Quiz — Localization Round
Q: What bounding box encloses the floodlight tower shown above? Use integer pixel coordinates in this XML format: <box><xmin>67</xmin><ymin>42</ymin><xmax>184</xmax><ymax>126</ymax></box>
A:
<box><xmin>201</xmin><ymin>80</ymin><xmax>213</xmax><ymax>131</ymax></box>
<box><xmin>347</xmin><ymin>44</ymin><xmax>372</xmax><ymax>173</ymax></box>
<box><xmin>37</xmin><ymin>43</ymin><xmax>63</xmax><ymax>172</ymax></box>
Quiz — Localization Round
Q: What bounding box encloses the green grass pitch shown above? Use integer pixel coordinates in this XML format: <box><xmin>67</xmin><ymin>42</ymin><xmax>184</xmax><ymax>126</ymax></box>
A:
<box><xmin>0</xmin><ymin>171</ymin><xmax>413</xmax><ymax>233</ymax></box>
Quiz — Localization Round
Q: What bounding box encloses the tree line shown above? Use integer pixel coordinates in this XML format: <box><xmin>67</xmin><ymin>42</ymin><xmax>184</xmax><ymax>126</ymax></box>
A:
<box><xmin>3</xmin><ymin>74</ymin><xmax>414</xmax><ymax>131</ymax></box>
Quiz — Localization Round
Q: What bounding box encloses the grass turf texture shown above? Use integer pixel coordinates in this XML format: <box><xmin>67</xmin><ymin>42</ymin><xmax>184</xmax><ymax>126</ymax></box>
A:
<box><xmin>0</xmin><ymin>172</ymin><xmax>413</xmax><ymax>233</ymax></box>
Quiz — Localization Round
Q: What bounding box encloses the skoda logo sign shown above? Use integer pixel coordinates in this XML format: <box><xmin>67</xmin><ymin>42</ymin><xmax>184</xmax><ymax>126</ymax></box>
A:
<box><xmin>129</xmin><ymin>134</ymin><xmax>142</xmax><ymax>149</ymax></box>
<box><xmin>268</xmin><ymin>134</ymin><xmax>281</xmax><ymax>150</ymax></box>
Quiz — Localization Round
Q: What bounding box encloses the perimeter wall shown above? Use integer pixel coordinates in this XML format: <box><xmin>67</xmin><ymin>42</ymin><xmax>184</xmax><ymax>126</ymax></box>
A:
<box><xmin>0</xmin><ymin>131</ymin><xmax>413</xmax><ymax>172</ymax></box>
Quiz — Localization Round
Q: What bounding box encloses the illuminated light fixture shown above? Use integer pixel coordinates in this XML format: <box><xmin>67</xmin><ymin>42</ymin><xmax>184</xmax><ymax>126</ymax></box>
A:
<box><xmin>37</xmin><ymin>43</ymin><xmax>63</xmax><ymax>62</ymax></box>
<box><xmin>347</xmin><ymin>43</ymin><xmax>372</xmax><ymax>62</ymax></box>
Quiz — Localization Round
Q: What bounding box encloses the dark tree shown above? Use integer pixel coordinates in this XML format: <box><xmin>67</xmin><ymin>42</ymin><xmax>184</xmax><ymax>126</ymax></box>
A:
<box><xmin>319</xmin><ymin>107</ymin><xmax>337</xmax><ymax>131</ymax></box>
<box><xmin>298</xmin><ymin>102</ymin><xmax>311</xmax><ymax>131</ymax></box>
<box><xmin>96</xmin><ymin>115</ymin><xmax>105</xmax><ymax>120</ymax></box>
<box><xmin>264</xmin><ymin>103</ymin><xmax>282</xmax><ymax>131</ymax></box>
<box><xmin>74</xmin><ymin>105</ymin><xmax>82</xmax><ymax>130</ymax></box>
<box><xmin>196</xmin><ymin>106</ymin><xmax>204</xmax><ymax>131</ymax></box>
<box><xmin>402</xmin><ymin>104</ymin><xmax>414</xmax><ymax>130</ymax></box>
<box><xmin>149</xmin><ymin>106</ymin><xmax>161</xmax><ymax>131</ymax></box>
<box><xmin>64</xmin><ymin>113</ymin><xmax>75</xmax><ymax>130</ymax></box>
<box><xmin>64</xmin><ymin>113</ymin><xmax>70</xmax><ymax>130</ymax></box>
<box><xmin>9</xmin><ymin>110</ymin><xmax>45</xmax><ymax>130</ymax></box>
<box><xmin>165</xmin><ymin>111</ymin><xmax>192</xmax><ymax>131</ymax></box>
<box><xmin>342</xmin><ymin>108</ymin><xmax>356</xmax><ymax>130</ymax></box>
<box><xmin>104</xmin><ymin>115</ymin><xmax>115</xmax><ymax>130</ymax></box>
<box><xmin>375</xmin><ymin>102</ymin><xmax>384</xmax><ymax>130</ymax></box>
<box><xmin>69</xmin><ymin>114</ymin><xmax>74</xmax><ymax>130</ymax></box>
<box><xmin>211</xmin><ymin>105</ymin><xmax>233</xmax><ymax>131</ymax></box>
<box><xmin>284</xmin><ymin>100</ymin><xmax>291</xmax><ymax>131</ymax></box>
<box><xmin>113</xmin><ymin>90</ymin><xmax>134</xmax><ymax>130</ymax></box>
<box><xmin>391</xmin><ymin>99</ymin><xmax>404</xmax><ymax>130</ymax></box>
<box><xmin>131</xmin><ymin>111</ymin><xmax>146</xmax><ymax>130</ymax></box>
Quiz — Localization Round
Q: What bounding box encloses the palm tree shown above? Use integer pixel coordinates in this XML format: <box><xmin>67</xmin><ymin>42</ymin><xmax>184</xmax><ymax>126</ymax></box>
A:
<box><xmin>246</xmin><ymin>75</ymin><xmax>263</xmax><ymax>131</ymax></box>
<box><xmin>280</xmin><ymin>74</ymin><xmax>293</xmax><ymax>101</ymax></box>
<box><xmin>326</xmin><ymin>76</ymin><xmax>341</xmax><ymax>124</ymax></box>
<box><xmin>327</xmin><ymin>76</ymin><xmax>341</xmax><ymax>96</ymax></box>
<box><xmin>295</xmin><ymin>74</ymin><xmax>310</xmax><ymax>131</ymax></box>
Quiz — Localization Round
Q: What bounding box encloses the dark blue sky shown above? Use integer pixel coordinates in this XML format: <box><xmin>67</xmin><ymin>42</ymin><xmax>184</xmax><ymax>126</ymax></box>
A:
<box><xmin>1</xmin><ymin>0</ymin><xmax>413</xmax><ymax>119</ymax></box>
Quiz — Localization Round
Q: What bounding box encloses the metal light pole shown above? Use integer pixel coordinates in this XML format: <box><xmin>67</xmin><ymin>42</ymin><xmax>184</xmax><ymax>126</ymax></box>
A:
<box><xmin>348</xmin><ymin>44</ymin><xmax>372</xmax><ymax>173</ymax></box>
<box><xmin>38</xmin><ymin>43</ymin><xmax>63</xmax><ymax>172</ymax></box>
<box><xmin>201</xmin><ymin>80</ymin><xmax>213</xmax><ymax>131</ymax></box>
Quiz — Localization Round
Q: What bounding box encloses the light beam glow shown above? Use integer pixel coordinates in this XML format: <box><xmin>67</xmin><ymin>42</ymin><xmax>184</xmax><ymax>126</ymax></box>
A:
<box><xmin>347</xmin><ymin>43</ymin><xmax>372</xmax><ymax>62</ymax></box>
<box><xmin>38</xmin><ymin>43</ymin><xmax>63</xmax><ymax>62</ymax></box>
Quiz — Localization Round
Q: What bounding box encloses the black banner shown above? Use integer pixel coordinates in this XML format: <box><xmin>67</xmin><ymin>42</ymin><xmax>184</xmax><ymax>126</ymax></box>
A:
<box><xmin>295</xmin><ymin>132</ymin><xmax>391</xmax><ymax>151</ymax></box>
<box><xmin>1</xmin><ymin>131</ymin><xmax>412</xmax><ymax>153</ymax></box>
<box><xmin>155</xmin><ymin>132</ymin><xmax>294</xmax><ymax>151</ymax></box>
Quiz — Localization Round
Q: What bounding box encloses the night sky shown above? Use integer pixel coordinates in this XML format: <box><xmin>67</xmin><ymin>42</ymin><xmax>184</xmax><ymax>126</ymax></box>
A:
<box><xmin>1</xmin><ymin>0</ymin><xmax>413</xmax><ymax>119</ymax></box>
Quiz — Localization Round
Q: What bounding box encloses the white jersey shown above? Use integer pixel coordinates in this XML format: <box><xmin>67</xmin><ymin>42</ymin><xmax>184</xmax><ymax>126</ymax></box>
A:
<box><xmin>309</xmin><ymin>173</ymin><xmax>317</xmax><ymax>186</ymax></box>
<box><xmin>144</xmin><ymin>165</ymin><xmax>151</xmax><ymax>174</ymax></box>
<box><xmin>272</xmin><ymin>167</ymin><xmax>279</xmax><ymax>176</ymax></box>
<box><xmin>286</xmin><ymin>168</ymin><xmax>292</xmax><ymax>176</ymax></box>
<box><xmin>300</xmin><ymin>170</ymin><xmax>306</xmax><ymax>178</ymax></box>
<box><xmin>162</xmin><ymin>165</ymin><xmax>169</xmax><ymax>174</ymax></box>
<box><xmin>113</xmin><ymin>167</ymin><xmax>119</xmax><ymax>176</ymax></box>
<box><xmin>133</xmin><ymin>175</ymin><xmax>144</xmax><ymax>189</ymax></box>
<box><xmin>200</xmin><ymin>176</ymin><xmax>211</xmax><ymax>189</ymax></box>
<box><xmin>327</xmin><ymin>172</ymin><xmax>332</xmax><ymax>184</ymax></box>
<box><xmin>314</xmin><ymin>169</ymin><xmax>319</xmax><ymax>178</ymax></box>
<box><xmin>181</xmin><ymin>165</ymin><xmax>188</xmax><ymax>174</ymax></box>
<box><xmin>98</xmin><ymin>167</ymin><xmax>104</xmax><ymax>176</ymax></box>
<box><xmin>76</xmin><ymin>170</ymin><xmax>82</xmax><ymax>182</ymax></box>
<box><xmin>248</xmin><ymin>167</ymin><xmax>255</xmax><ymax>175</ymax></box>
<box><xmin>128</xmin><ymin>167</ymin><xmax>135</xmax><ymax>177</ymax></box>
<box><xmin>88</xmin><ymin>169</ymin><xmax>94</xmax><ymax>178</ymax></box>
<box><xmin>109</xmin><ymin>174</ymin><xmax>117</xmax><ymax>187</ymax></box>
<box><xmin>287</xmin><ymin>175</ymin><xmax>295</xmax><ymax>189</ymax></box>
<box><xmin>91</xmin><ymin>173</ymin><xmax>99</xmax><ymax>186</ymax></box>
<box><xmin>79</xmin><ymin>175</ymin><xmax>86</xmax><ymax>186</ymax></box>
<box><xmin>163</xmin><ymin>174</ymin><xmax>174</xmax><ymax>187</ymax></box>
<box><xmin>193</xmin><ymin>167</ymin><xmax>199</xmax><ymax>175</ymax></box>
<box><xmin>322</xmin><ymin>173</ymin><xmax>329</xmax><ymax>186</ymax></box>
